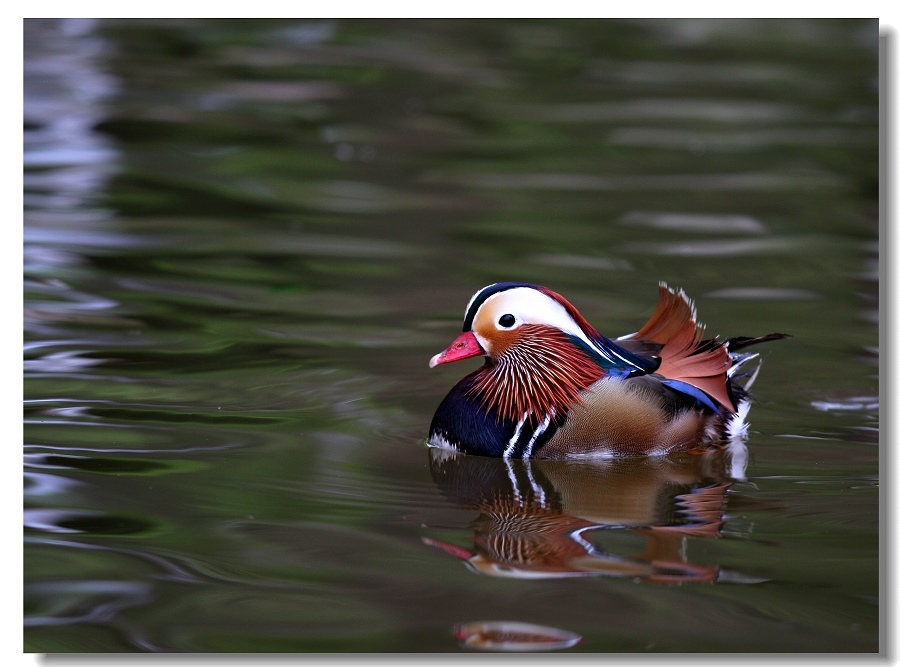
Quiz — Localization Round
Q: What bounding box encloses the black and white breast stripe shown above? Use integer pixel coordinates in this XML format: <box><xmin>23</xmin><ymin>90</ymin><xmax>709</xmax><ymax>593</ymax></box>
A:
<box><xmin>502</xmin><ymin>412</ymin><xmax>556</xmax><ymax>459</ymax></box>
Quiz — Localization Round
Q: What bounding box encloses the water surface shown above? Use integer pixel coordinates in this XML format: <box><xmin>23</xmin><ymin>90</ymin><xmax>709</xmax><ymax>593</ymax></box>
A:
<box><xmin>24</xmin><ymin>18</ymin><xmax>879</xmax><ymax>653</ymax></box>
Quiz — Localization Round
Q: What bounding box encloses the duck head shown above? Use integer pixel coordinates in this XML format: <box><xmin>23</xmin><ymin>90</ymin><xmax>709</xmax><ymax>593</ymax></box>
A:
<box><xmin>429</xmin><ymin>282</ymin><xmax>601</xmax><ymax>368</ymax></box>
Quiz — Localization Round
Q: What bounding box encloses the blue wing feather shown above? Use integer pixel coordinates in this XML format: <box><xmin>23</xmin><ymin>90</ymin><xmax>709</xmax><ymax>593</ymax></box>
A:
<box><xmin>660</xmin><ymin>379</ymin><xmax>724</xmax><ymax>417</ymax></box>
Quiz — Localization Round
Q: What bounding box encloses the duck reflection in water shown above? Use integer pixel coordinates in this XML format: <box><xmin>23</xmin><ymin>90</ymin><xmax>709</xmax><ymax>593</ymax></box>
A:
<box><xmin>423</xmin><ymin>442</ymin><xmax>761</xmax><ymax>584</ymax></box>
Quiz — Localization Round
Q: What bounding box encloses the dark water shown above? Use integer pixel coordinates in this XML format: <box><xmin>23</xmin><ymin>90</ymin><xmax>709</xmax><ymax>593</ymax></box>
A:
<box><xmin>24</xmin><ymin>19</ymin><xmax>880</xmax><ymax>653</ymax></box>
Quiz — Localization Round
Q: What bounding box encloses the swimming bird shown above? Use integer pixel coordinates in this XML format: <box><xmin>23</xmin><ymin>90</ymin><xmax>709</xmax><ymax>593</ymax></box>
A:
<box><xmin>427</xmin><ymin>282</ymin><xmax>788</xmax><ymax>458</ymax></box>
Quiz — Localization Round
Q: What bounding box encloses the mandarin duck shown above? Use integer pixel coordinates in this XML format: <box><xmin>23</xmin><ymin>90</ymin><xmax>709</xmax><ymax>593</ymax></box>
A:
<box><xmin>428</xmin><ymin>282</ymin><xmax>788</xmax><ymax>459</ymax></box>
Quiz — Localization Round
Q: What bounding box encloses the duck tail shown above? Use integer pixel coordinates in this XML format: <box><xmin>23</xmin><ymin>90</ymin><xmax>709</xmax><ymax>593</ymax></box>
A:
<box><xmin>724</xmin><ymin>332</ymin><xmax>792</xmax><ymax>432</ymax></box>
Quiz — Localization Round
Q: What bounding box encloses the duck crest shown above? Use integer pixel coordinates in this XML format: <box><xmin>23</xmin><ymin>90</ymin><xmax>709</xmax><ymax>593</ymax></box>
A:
<box><xmin>467</xmin><ymin>326</ymin><xmax>605</xmax><ymax>425</ymax></box>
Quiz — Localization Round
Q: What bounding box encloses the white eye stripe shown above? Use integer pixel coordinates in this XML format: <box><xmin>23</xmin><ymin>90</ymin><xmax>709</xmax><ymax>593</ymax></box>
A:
<box><xmin>475</xmin><ymin>287</ymin><xmax>642</xmax><ymax>371</ymax></box>
<box><xmin>479</xmin><ymin>288</ymin><xmax>588</xmax><ymax>341</ymax></box>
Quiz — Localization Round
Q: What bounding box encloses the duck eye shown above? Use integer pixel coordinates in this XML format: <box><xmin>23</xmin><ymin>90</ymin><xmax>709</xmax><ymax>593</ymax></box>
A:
<box><xmin>498</xmin><ymin>313</ymin><xmax>516</xmax><ymax>328</ymax></box>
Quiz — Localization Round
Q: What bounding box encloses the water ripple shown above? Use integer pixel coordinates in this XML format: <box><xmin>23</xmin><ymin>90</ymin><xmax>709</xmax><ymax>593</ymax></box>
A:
<box><xmin>425</xmin><ymin>170</ymin><xmax>846</xmax><ymax>192</ymax></box>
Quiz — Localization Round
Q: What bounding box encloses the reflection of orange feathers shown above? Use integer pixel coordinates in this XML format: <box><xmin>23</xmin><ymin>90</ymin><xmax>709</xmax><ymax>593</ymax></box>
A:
<box><xmin>637</xmin><ymin>284</ymin><xmax>735</xmax><ymax>413</ymax></box>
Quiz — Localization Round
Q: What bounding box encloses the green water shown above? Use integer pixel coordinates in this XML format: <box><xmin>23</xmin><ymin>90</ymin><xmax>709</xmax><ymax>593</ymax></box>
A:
<box><xmin>24</xmin><ymin>18</ymin><xmax>879</xmax><ymax>652</ymax></box>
